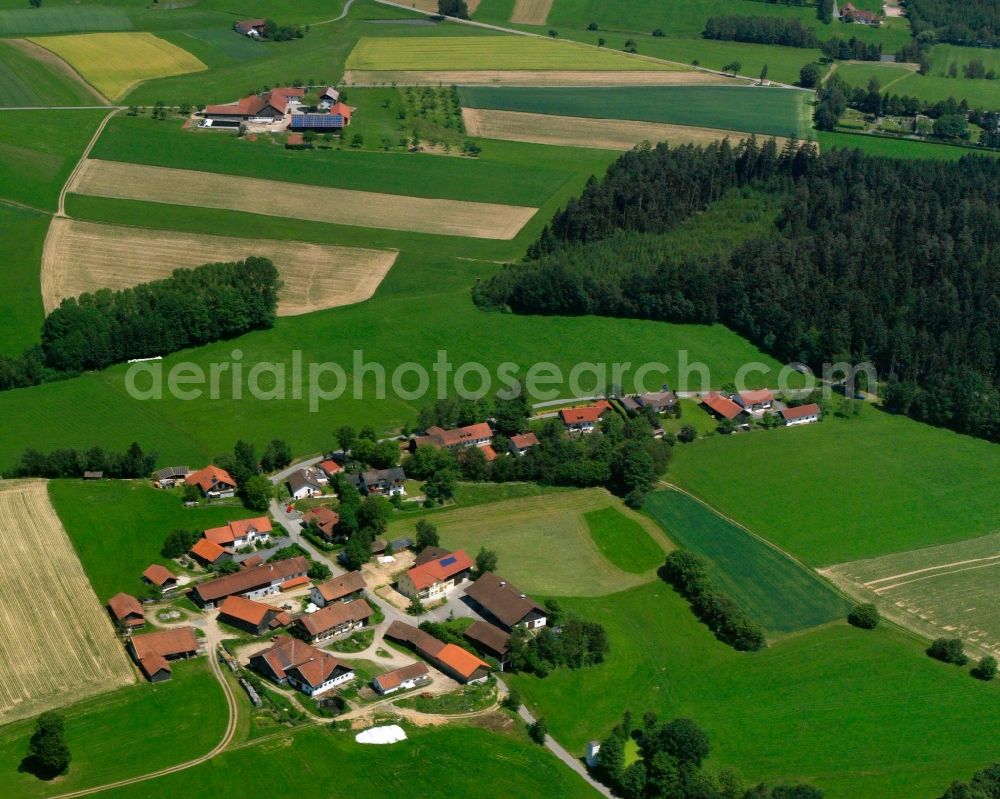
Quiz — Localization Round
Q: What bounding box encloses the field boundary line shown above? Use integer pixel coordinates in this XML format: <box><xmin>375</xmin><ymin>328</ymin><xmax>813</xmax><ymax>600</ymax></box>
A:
<box><xmin>871</xmin><ymin>559</ymin><xmax>1000</xmax><ymax>593</ymax></box>
<box><xmin>864</xmin><ymin>552</ymin><xmax>1000</xmax><ymax>586</ymax></box>
<box><xmin>22</xmin><ymin>37</ymin><xmax>111</xmax><ymax>105</ymax></box>
<box><xmin>57</xmin><ymin>107</ymin><xmax>120</xmax><ymax>218</ymax></box>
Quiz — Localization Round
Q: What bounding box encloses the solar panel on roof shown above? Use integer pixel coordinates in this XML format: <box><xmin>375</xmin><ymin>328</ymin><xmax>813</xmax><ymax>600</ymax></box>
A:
<box><xmin>439</xmin><ymin>556</ymin><xmax>457</xmax><ymax>567</ymax></box>
<box><xmin>290</xmin><ymin>113</ymin><xmax>346</xmax><ymax>129</ymax></box>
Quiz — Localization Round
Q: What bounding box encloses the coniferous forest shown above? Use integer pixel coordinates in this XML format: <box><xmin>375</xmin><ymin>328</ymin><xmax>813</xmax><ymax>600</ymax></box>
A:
<box><xmin>906</xmin><ymin>0</ymin><xmax>1000</xmax><ymax>46</ymax></box>
<box><xmin>474</xmin><ymin>139</ymin><xmax>1000</xmax><ymax>441</ymax></box>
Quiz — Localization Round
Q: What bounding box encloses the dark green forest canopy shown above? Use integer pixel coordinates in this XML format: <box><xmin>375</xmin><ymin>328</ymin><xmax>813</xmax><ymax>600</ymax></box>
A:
<box><xmin>474</xmin><ymin>140</ymin><xmax>1000</xmax><ymax>441</ymax></box>
<box><xmin>906</xmin><ymin>0</ymin><xmax>1000</xmax><ymax>46</ymax></box>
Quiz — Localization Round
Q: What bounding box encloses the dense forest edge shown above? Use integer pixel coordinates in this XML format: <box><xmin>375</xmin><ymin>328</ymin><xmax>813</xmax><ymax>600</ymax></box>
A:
<box><xmin>473</xmin><ymin>139</ymin><xmax>1000</xmax><ymax>442</ymax></box>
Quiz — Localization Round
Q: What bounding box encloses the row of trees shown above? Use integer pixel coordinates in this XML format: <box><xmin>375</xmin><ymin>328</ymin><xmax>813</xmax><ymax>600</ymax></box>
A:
<box><xmin>703</xmin><ymin>15</ymin><xmax>818</xmax><ymax>48</ymax></box>
<box><xmin>906</xmin><ymin>0</ymin><xmax>1000</xmax><ymax>46</ymax></box>
<box><xmin>819</xmin><ymin>35</ymin><xmax>882</xmax><ymax>61</ymax></box>
<box><xmin>3</xmin><ymin>442</ymin><xmax>156</xmax><ymax>479</ymax></box>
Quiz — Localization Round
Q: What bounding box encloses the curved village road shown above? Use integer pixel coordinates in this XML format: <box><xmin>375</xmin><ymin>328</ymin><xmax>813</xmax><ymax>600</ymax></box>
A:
<box><xmin>46</xmin><ymin>642</ymin><xmax>239</xmax><ymax>799</ymax></box>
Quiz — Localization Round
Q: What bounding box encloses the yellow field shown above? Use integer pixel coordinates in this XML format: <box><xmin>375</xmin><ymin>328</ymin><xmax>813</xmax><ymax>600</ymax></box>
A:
<box><xmin>41</xmin><ymin>218</ymin><xmax>399</xmax><ymax>316</ymax></box>
<box><xmin>68</xmin><ymin>159</ymin><xmax>537</xmax><ymax>240</ymax></box>
<box><xmin>511</xmin><ymin>0</ymin><xmax>553</xmax><ymax>25</ymax></box>
<box><xmin>462</xmin><ymin>108</ymin><xmax>783</xmax><ymax>151</ymax></box>
<box><xmin>0</xmin><ymin>480</ymin><xmax>133</xmax><ymax>724</ymax></box>
<box><xmin>346</xmin><ymin>36</ymin><xmax>681</xmax><ymax>72</ymax></box>
<box><xmin>28</xmin><ymin>32</ymin><xmax>205</xmax><ymax>100</ymax></box>
<box><xmin>342</xmin><ymin>69</ymin><xmax>731</xmax><ymax>86</ymax></box>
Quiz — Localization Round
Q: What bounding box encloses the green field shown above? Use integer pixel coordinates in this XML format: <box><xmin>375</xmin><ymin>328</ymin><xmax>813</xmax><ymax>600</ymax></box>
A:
<box><xmin>1</xmin><ymin>658</ymin><xmax>226</xmax><ymax>799</ymax></box>
<box><xmin>511</xmin><ymin>582</ymin><xmax>1000</xmax><ymax>798</ymax></box>
<box><xmin>0</xmin><ymin>203</ymin><xmax>49</xmax><ymax>355</ymax></box>
<box><xmin>0</xmin><ymin>6</ymin><xmax>132</xmax><ymax>35</ymax></box>
<box><xmin>460</xmin><ymin>85</ymin><xmax>813</xmax><ymax>138</ymax></box>
<box><xmin>0</xmin><ymin>41</ymin><xmax>101</xmax><ymax>106</ymax></box>
<box><xmin>671</xmin><ymin>407</ymin><xmax>1000</xmax><ymax>566</ymax></box>
<box><xmin>818</xmin><ymin>129</ymin><xmax>1000</xmax><ymax>159</ymax></box>
<box><xmin>0</xmin><ymin>108</ymin><xmax>107</xmax><ymax>211</ymax></box>
<box><xmin>390</xmin><ymin>488</ymin><xmax>667</xmax><ymax>595</ymax></box>
<box><xmin>48</xmin><ymin>479</ymin><xmax>258</xmax><ymax>601</ymax></box>
<box><xmin>644</xmin><ymin>490</ymin><xmax>848</xmax><ymax>633</ymax></box>
<box><xmin>584</xmin><ymin>506</ymin><xmax>667</xmax><ymax>574</ymax></box>
<box><xmin>835</xmin><ymin>60</ymin><xmax>1000</xmax><ymax>107</ymax></box>
<box><xmin>346</xmin><ymin>34</ymin><xmax>681</xmax><ymax>70</ymax></box>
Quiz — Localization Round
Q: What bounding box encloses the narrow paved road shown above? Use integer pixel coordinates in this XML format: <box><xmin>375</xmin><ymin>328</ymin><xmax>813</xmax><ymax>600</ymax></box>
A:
<box><xmin>57</xmin><ymin>107</ymin><xmax>120</xmax><ymax>218</ymax></box>
<box><xmin>517</xmin><ymin>705</ymin><xmax>613</xmax><ymax>798</ymax></box>
<box><xmin>314</xmin><ymin>0</ymin><xmax>357</xmax><ymax>26</ymax></box>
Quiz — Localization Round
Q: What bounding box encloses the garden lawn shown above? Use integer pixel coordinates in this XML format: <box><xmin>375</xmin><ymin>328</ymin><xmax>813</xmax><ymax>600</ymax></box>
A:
<box><xmin>0</xmin><ymin>204</ymin><xmax>49</xmax><ymax>355</ymax></box>
<box><xmin>511</xmin><ymin>582</ymin><xmax>1000</xmax><ymax>799</ymax></box>
<box><xmin>48</xmin><ymin>479</ymin><xmax>259</xmax><ymax>601</ymax></box>
<box><xmin>585</xmin><ymin>506</ymin><xmax>668</xmax><ymax>574</ymax></box>
<box><xmin>389</xmin><ymin>488</ymin><xmax>665</xmax><ymax>596</ymax></box>
<box><xmin>644</xmin><ymin>489</ymin><xmax>848</xmax><ymax>633</ymax></box>
<box><xmin>1</xmin><ymin>659</ymin><xmax>226</xmax><ymax>799</ymax></box>
<box><xmin>0</xmin><ymin>41</ymin><xmax>101</xmax><ymax>106</ymax></box>
<box><xmin>670</xmin><ymin>406</ymin><xmax>1000</xmax><ymax>566</ymax></box>
<box><xmin>0</xmin><ymin>108</ymin><xmax>107</xmax><ymax>211</ymax></box>
<box><xmin>460</xmin><ymin>85</ymin><xmax>813</xmax><ymax>138</ymax></box>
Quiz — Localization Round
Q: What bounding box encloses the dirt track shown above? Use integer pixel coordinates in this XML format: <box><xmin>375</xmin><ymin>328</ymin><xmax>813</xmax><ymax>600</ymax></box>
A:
<box><xmin>343</xmin><ymin>69</ymin><xmax>739</xmax><ymax>86</ymax></box>
<box><xmin>42</xmin><ymin>218</ymin><xmax>398</xmax><ymax>315</ymax></box>
<box><xmin>68</xmin><ymin>159</ymin><xmax>537</xmax><ymax>240</ymax></box>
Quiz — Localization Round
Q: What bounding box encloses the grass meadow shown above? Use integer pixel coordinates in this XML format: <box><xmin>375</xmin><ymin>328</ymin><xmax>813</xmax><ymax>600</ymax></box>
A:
<box><xmin>510</xmin><ymin>582</ymin><xmax>1000</xmax><ymax>799</ymax></box>
<box><xmin>835</xmin><ymin>60</ymin><xmax>1000</xmax><ymax>107</ymax></box>
<box><xmin>817</xmin><ymin>129</ymin><xmax>1000</xmax><ymax>159</ymax></box>
<box><xmin>389</xmin><ymin>488</ymin><xmax>666</xmax><ymax>596</ymax></box>
<box><xmin>460</xmin><ymin>84</ymin><xmax>812</xmax><ymax>138</ymax></box>
<box><xmin>48</xmin><ymin>479</ymin><xmax>258</xmax><ymax>600</ymax></box>
<box><xmin>0</xmin><ymin>41</ymin><xmax>101</xmax><ymax>107</ymax></box>
<box><xmin>644</xmin><ymin>489</ymin><xmax>849</xmax><ymax>633</ymax></box>
<box><xmin>584</xmin><ymin>506</ymin><xmax>667</xmax><ymax>574</ymax></box>
<box><xmin>670</xmin><ymin>406</ymin><xmax>1000</xmax><ymax>566</ymax></box>
<box><xmin>0</xmin><ymin>5</ymin><xmax>132</xmax><ymax>35</ymax></box>
<box><xmin>0</xmin><ymin>204</ymin><xmax>49</xmax><ymax>355</ymax></box>
<box><xmin>1</xmin><ymin>658</ymin><xmax>226</xmax><ymax>799</ymax></box>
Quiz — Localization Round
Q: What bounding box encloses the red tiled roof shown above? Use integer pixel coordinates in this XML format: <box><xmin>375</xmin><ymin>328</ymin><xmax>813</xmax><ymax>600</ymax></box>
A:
<box><xmin>142</xmin><ymin>564</ymin><xmax>176</xmax><ymax>586</ymax></box>
<box><xmin>780</xmin><ymin>403</ymin><xmax>821</xmax><ymax>421</ymax></box>
<box><xmin>373</xmin><ymin>662</ymin><xmax>429</xmax><ymax>692</ymax></box>
<box><xmin>286</xmin><ymin>133</ymin><xmax>304</xmax><ymax>146</ymax></box>
<box><xmin>436</xmin><ymin>643</ymin><xmax>490</xmax><ymax>679</ymax></box>
<box><xmin>318</xmin><ymin>459</ymin><xmax>343</xmax><ymax>476</ymax></box>
<box><xmin>218</xmin><ymin>594</ymin><xmax>274</xmax><ymax>626</ymax></box>
<box><xmin>299</xmin><ymin>598</ymin><xmax>372</xmax><ymax>637</ymax></box>
<box><xmin>138</xmin><ymin>652</ymin><xmax>171</xmax><ymax>679</ymax></box>
<box><xmin>327</xmin><ymin>101</ymin><xmax>354</xmax><ymax>120</ymax></box>
<box><xmin>107</xmin><ymin>592</ymin><xmax>144</xmax><ymax>621</ymax></box>
<box><xmin>315</xmin><ymin>571</ymin><xmax>365</xmax><ymax>602</ymax></box>
<box><xmin>421</xmin><ymin>423</ymin><xmax>493</xmax><ymax>448</ymax></box>
<box><xmin>481</xmin><ymin>444</ymin><xmax>497</xmax><ymax>462</ymax></box>
<box><xmin>405</xmin><ymin>549</ymin><xmax>473</xmax><ymax>591</ymax></box>
<box><xmin>241</xmin><ymin>554</ymin><xmax>264</xmax><ymax>570</ymax></box>
<box><xmin>510</xmin><ymin>432</ymin><xmax>538</xmax><ymax>449</ymax></box>
<box><xmin>701</xmin><ymin>392</ymin><xmax>744</xmax><ymax>421</ymax></box>
<box><xmin>204</xmin><ymin>516</ymin><xmax>271</xmax><ymax>546</ymax></box>
<box><xmin>130</xmin><ymin>627</ymin><xmax>199</xmax><ymax>661</ymax></box>
<box><xmin>280</xmin><ymin>575</ymin><xmax>311</xmax><ymax>591</ymax></box>
<box><xmin>185</xmin><ymin>464</ymin><xmax>236</xmax><ymax>492</ymax></box>
<box><xmin>254</xmin><ymin>636</ymin><xmax>351</xmax><ymax>689</ymax></box>
<box><xmin>560</xmin><ymin>400</ymin><xmax>612</xmax><ymax>425</ymax></box>
<box><xmin>304</xmin><ymin>507</ymin><xmax>340</xmax><ymax>537</ymax></box>
<box><xmin>737</xmin><ymin>389</ymin><xmax>774</xmax><ymax>405</ymax></box>
<box><xmin>194</xmin><ymin>557</ymin><xmax>309</xmax><ymax>603</ymax></box>
<box><xmin>191</xmin><ymin>538</ymin><xmax>227</xmax><ymax>563</ymax></box>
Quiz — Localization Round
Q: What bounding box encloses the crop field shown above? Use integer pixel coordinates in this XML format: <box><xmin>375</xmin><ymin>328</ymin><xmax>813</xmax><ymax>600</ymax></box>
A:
<box><xmin>585</xmin><ymin>506</ymin><xmax>668</xmax><ymax>574</ymax></box>
<box><xmin>389</xmin><ymin>488</ymin><xmax>665</xmax><ymax>596</ymax></box>
<box><xmin>670</xmin><ymin>406</ymin><xmax>1000</xmax><ymax>566</ymax></box>
<box><xmin>463</xmin><ymin>107</ymin><xmax>782</xmax><ymax>150</ymax></box>
<box><xmin>0</xmin><ymin>480</ymin><xmax>133</xmax><ymax>725</ymax></box>
<box><xmin>824</xmin><ymin>531</ymin><xmax>1000</xmax><ymax>657</ymax></box>
<box><xmin>0</xmin><ymin>204</ymin><xmax>49</xmax><ymax>356</ymax></box>
<box><xmin>510</xmin><ymin>582</ymin><xmax>1000</xmax><ymax>799</ymax></box>
<box><xmin>28</xmin><ymin>32</ymin><xmax>206</xmax><ymax>101</ymax></box>
<box><xmin>459</xmin><ymin>85</ymin><xmax>813</xmax><ymax>138</ymax></box>
<box><xmin>42</xmin><ymin>218</ymin><xmax>399</xmax><ymax>316</ymax></box>
<box><xmin>345</xmin><ymin>35</ymin><xmax>682</xmax><ymax>71</ymax></box>
<box><xmin>69</xmin><ymin>159</ymin><xmax>538</xmax><ymax>240</ymax></box>
<box><xmin>409</xmin><ymin>0</ymin><xmax>482</xmax><ymax>12</ymax></box>
<box><xmin>344</xmin><ymin>68</ymin><xmax>723</xmax><ymax>86</ymax></box>
<box><xmin>644</xmin><ymin>490</ymin><xmax>848</xmax><ymax>634</ymax></box>
<box><xmin>0</xmin><ymin>5</ymin><xmax>132</xmax><ymax>35</ymax></box>
<box><xmin>511</xmin><ymin>0</ymin><xmax>553</xmax><ymax>25</ymax></box>
<box><xmin>0</xmin><ymin>39</ymin><xmax>104</xmax><ymax>106</ymax></box>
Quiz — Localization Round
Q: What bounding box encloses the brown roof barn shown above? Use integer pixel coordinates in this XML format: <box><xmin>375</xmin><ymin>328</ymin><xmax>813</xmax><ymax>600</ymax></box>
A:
<box><xmin>297</xmin><ymin>598</ymin><xmax>372</xmax><ymax>642</ymax></box>
<box><xmin>191</xmin><ymin>557</ymin><xmax>309</xmax><ymax>608</ymax></box>
<box><xmin>464</xmin><ymin>572</ymin><xmax>547</xmax><ymax>631</ymax></box>
<box><xmin>107</xmin><ymin>592</ymin><xmax>145</xmax><ymax>629</ymax></box>
<box><xmin>128</xmin><ymin>627</ymin><xmax>200</xmax><ymax>682</ymax></box>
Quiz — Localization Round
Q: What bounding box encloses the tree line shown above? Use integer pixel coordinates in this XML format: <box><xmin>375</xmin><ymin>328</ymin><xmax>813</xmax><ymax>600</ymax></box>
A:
<box><xmin>474</xmin><ymin>140</ymin><xmax>1000</xmax><ymax>441</ymax></box>
<box><xmin>819</xmin><ymin>34</ymin><xmax>882</xmax><ymax>61</ymax></box>
<box><xmin>906</xmin><ymin>0</ymin><xmax>1000</xmax><ymax>46</ymax></box>
<box><xmin>703</xmin><ymin>15</ymin><xmax>819</xmax><ymax>47</ymax></box>
<box><xmin>3</xmin><ymin>442</ymin><xmax>156</xmax><ymax>479</ymax></box>
<box><xmin>0</xmin><ymin>257</ymin><xmax>280</xmax><ymax>391</ymax></box>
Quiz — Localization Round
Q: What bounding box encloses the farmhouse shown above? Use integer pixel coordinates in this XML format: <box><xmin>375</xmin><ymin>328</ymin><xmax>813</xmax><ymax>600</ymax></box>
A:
<box><xmin>396</xmin><ymin>549</ymin><xmax>473</xmax><ymax>600</ymax></box>
<box><xmin>234</xmin><ymin>18</ymin><xmax>266</xmax><ymax>37</ymax></box>
<box><xmin>152</xmin><ymin>466</ymin><xmax>189</xmax><ymax>488</ymax></box>
<box><xmin>189</xmin><ymin>537</ymin><xmax>230</xmax><ymax>566</ymax></box>
<box><xmin>841</xmin><ymin>2</ymin><xmax>881</xmax><ymax>25</ymax></box>
<box><xmin>310</xmin><ymin>571</ymin><xmax>365</xmax><ymax>607</ymax></box>
<box><xmin>700</xmin><ymin>392</ymin><xmax>749</xmax><ymax>424</ymax></box>
<box><xmin>297</xmin><ymin>597</ymin><xmax>372</xmax><ymax>642</ymax></box>
<box><xmin>142</xmin><ymin>564</ymin><xmax>178</xmax><ymax>590</ymax></box>
<box><xmin>464</xmin><ymin>619</ymin><xmax>511</xmax><ymax>668</ymax></box>
<box><xmin>622</xmin><ymin>390</ymin><xmax>678</xmax><ymax>414</ymax></box>
<box><xmin>250</xmin><ymin>636</ymin><xmax>355</xmax><ymax>697</ymax></box>
<box><xmin>204</xmin><ymin>516</ymin><xmax>272</xmax><ymax>548</ymax></box>
<box><xmin>372</xmin><ymin>662</ymin><xmax>430</xmax><ymax>695</ymax></box>
<box><xmin>464</xmin><ymin>572</ymin><xmax>547</xmax><ymax>631</ymax></box>
<box><xmin>384</xmin><ymin>621</ymin><xmax>491</xmax><ymax>684</ymax></box>
<box><xmin>217</xmin><ymin>595</ymin><xmax>289</xmax><ymax>635</ymax></box>
<box><xmin>202</xmin><ymin>87</ymin><xmax>305</xmax><ymax>126</ymax></box>
<box><xmin>303</xmin><ymin>506</ymin><xmax>340</xmax><ymax>540</ymax></box>
<box><xmin>560</xmin><ymin>400</ymin><xmax>613</xmax><ymax>433</ymax></box>
<box><xmin>107</xmin><ymin>592</ymin><xmax>145</xmax><ymax>630</ymax></box>
<box><xmin>413</xmin><ymin>422</ymin><xmax>493</xmax><ymax>451</ymax></box>
<box><xmin>128</xmin><ymin>627</ymin><xmax>200</xmax><ymax>682</ymax></box>
<box><xmin>733</xmin><ymin>389</ymin><xmax>774</xmax><ymax>414</ymax></box>
<box><xmin>353</xmin><ymin>467</ymin><xmax>406</xmax><ymax>497</ymax></box>
<box><xmin>781</xmin><ymin>403</ymin><xmax>822</xmax><ymax>426</ymax></box>
<box><xmin>185</xmin><ymin>465</ymin><xmax>237</xmax><ymax>499</ymax></box>
<box><xmin>191</xmin><ymin>556</ymin><xmax>309</xmax><ymax>608</ymax></box>
<box><xmin>287</xmin><ymin>468</ymin><xmax>323</xmax><ymax>500</ymax></box>
<box><xmin>508</xmin><ymin>432</ymin><xmax>539</xmax><ymax>456</ymax></box>
<box><xmin>318</xmin><ymin>459</ymin><xmax>343</xmax><ymax>478</ymax></box>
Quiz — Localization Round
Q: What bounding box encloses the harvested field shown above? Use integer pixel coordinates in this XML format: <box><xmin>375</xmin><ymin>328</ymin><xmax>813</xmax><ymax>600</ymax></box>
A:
<box><xmin>41</xmin><ymin>218</ymin><xmax>398</xmax><ymax>316</ymax></box>
<box><xmin>511</xmin><ymin>0</ymin><xmax>553</xmax><ymax>25</ymax></box>
<box><xmin>0</xmin><ymin>480</ymin><xmax>133</xmax><ymax>724</ymax></box>
<box><xmin>408</xmin><ymin>0</ymin><xmax>481</xmax><ymax>12</ymax></box>
<box><xmin>28</xmin><ymin>32</ymin><xmax>206</xmax><ymax>101</ymax></box>
<box><xmin>462</xmin><ymin>108</ymin><xmax>781</xmax><ymax>150</ymax></box>
<box><xmin>824</xmin><ymin>531</ymin><xmax>1000</xmax><ymax>657</ymax></box>
<box><xmin>68</xmin><ymin>159</ymin><xmax>537</xmax><ymax>240</ymax></box>
<box><xmin>343</xmin><ymin>69</ymin><xmax>732</xmax><ymax>86</ymax></box>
